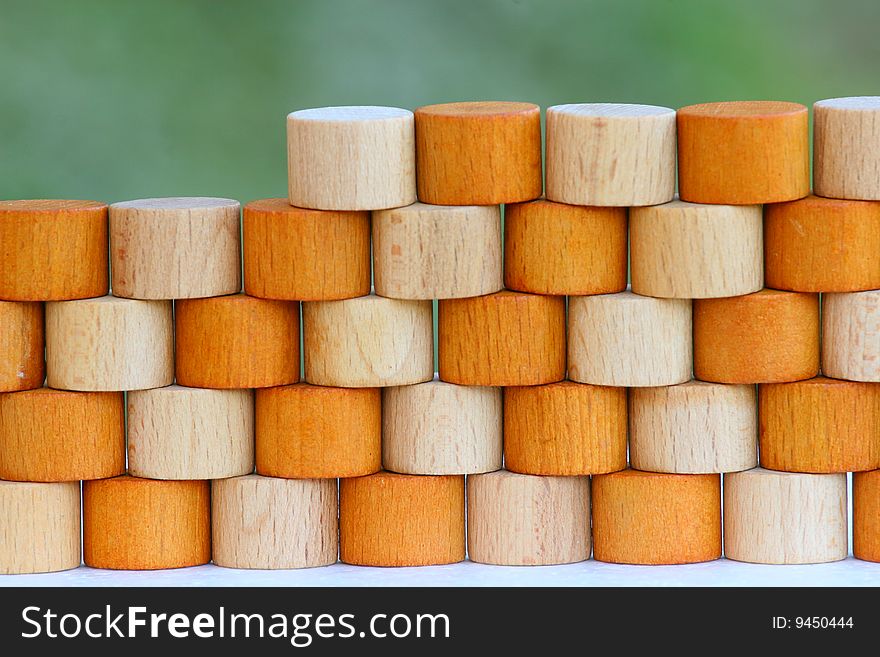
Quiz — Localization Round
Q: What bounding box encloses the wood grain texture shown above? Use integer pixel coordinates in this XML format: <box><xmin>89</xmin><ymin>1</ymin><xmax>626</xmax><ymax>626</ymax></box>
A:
<box><xmin>591</xmin><ymin>469</ymin><xmax>722</xmax><ymax>565</ymax></box>
<box><xmin>545</xmin><ymin>103</ymin><xmax>676</xmax><ymax>206</ymax></box>
<box><xmin>382</xmin><ymin>378</ymin><xmax>501</xmax><ymax>475</ymax></box>
<box><xmin>175</xmin><ymin>294</ymin><xmax>300</xmax><ymax>389</ymax></box>
<box><xmin>339</xmin><ymin>472</ymin><xmax>465</xmax><ymax>567</ymax></box>
<box><xmin>677</xmin><ymin>101</ymin><xmax>810</xmax><ymax>204</ymax></box>
<box><xmin>212</xmin><ymin>475</ymin><xmax>337</xmax><ymax>569</ymax></box>
<box><xmin>723</xmin><ymin>468</ymin><xmax>847</xmax><ymax>564</ymax></box>
<box><xmin>256</xmin><ymin>383</ymin><xmax>380</xmax><ymax>479</ymax></box>
<box><xmin>759</xmin><ymin>376</ymin><xmax>880</xmax><ymax>473</ymax></box>
<box><xmin>504</xmin><ymin>199</ymin><xmax>627</xmax><ymax>295</ymax></box>
<box><xmin>814</xmin><ymin>96</ymin><xmax>880</xmax><ymax>200</ymax></box>
<box><xmin>568</xmin><ymin>290</ymin><xmax>692</xmax><ymax>387</ymax></box>
<box><xmin>0</xmin><ymin>199</ymin><xmax>108</xmax><ymax>301</ymax></box>
<box><xmin>0</xmin><ymin>300</ymin><xmax>44</xmax><ymax>392</ymax></box>
<box><xmin>372</xmin><ymin>202</ymin><xmax>502</xmax><ymax>299</ymax></box>
<box><xmin>854</xmin><ymin>470</ymin><xmax>880</xmax><ymax>562</ymax></box>
<box><xmin>629</xmin><ymin>381</ymin><xmax>757</xmax><ymax>474</ymax></box>
<box><xmin>128</xmin><ymin>385</ymin><xmax>254</xmax><ymax>480</ymax></box>
<box><xmin>438</xmin><ymin>291</ymin><xmax>565</xmax><ymax>386</ymax></box>
<box><xmin>0</xmin><ymin>480</ymin><xmax>80</xmax><ymax>574</ymax></box>
<box><xmin>503</xmin><ymin>381</ymin><xmax>627</xmax><ymax>476</ymax></box>
<box><xmin>243</xmin><ymin>198</ymin><xmax>370</xmax><ymax>301</ymax></box>
<box><xmin>303</xmin><ymin>294</ymin><xmax>433</xmax><ymax>387</ymax></box>
<box><xmin>83</xmin><ymin>476</ymin><xmax>211</xmax><ymax>570</ymax></box>
<box><xmin>630</xmin><ymin>199</ymin><xmax>763</xmax><ymax>299</ymax></box>
<box><xmin>287</xmin><ymin>106</ymin><xmax>416</xmax><ymax>210</ymax></box>
<box><xmin>822</xmin><ymin>290</ymin><xmax>880</xmax><ymax>382</ymax></box>
<box><xmin>467</xmin><ymin>471</ymin><xmax>590</xmax><ymax>566</ymax></box>
<box><xmin>45</xmin><ymin>296</ymin><xmax>173</xmax><ymax>391</ymax></box>
<box><xmin>414</xmin><ymin>101</ymin><xmax>541</xmax><ymax>205</ymax></box>
<box><xmin>693</xmin><ymin>289</ymin><xmax>819</xmax><ymax>383</ymax></box>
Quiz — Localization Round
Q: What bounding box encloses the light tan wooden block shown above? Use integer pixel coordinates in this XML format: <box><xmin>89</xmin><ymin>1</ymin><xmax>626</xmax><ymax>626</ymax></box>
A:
<box><xmin>822</xmin><ymin>290</ymin><xmax>880</xmax><ymax>382</ymax></box>
<box><xmin>467</xmin><ymin>471</ymin><xmax>590</xmax><ymax>566</ymax></box>
<box><xmin>814</xmin><ymin>96</ymin><xmax>880</xmax><ymax>200</ymax></box>
<box><xmin>382</xmin><ymin>378</ymin><xmax>501</xmax><ymax>475</ymax></box>
<box><xmin>212</xmin><ymin>475</ymin><xmax>337</xmax><ymax>569</ymax></box>
<box><xmin>0</xmin><ymin>300</ymin><xmax>44</xmax><ymax>392</ymax></box>
<box><xmin>545</xmin><ymin>103</ymin><xmax>676</xmax><ymax>206</ymax></box>
<box><xmin>45</xmin><ymin>296</ymin><xmax>173</xmax><ymax>391</ymax></box>
<box><xmin>128</xmin><ymin>385</ymin><xmax>254</xmax><ymax>480</ymax></box>
<box><xmin>287</xmin><ymin>106</ymin><xmax>416</xmax><ymax>210</ymax></box>
<box><xmin>630</xmin><ymin>199</ymin><xmax>763</xmax><ymax>299</ymax></box>
<box><xmin>629</xmin><ymin>381</ymin><xmax>757</xmax><ymax>474</ymax></box>
<box><xmin>303</xmin><ymin>294</ymin><xmax>433</xmax><ymax>387</ymax></box>
<box><xmin>372</xmin><ymin>202</ymin><xmax>502</xmax><ymax>300</ymax></box>
<box><xmin>723</xmin><ymin>468</ymin><xmax>847</xmax><ymax>564</ymax></box>
<box><xmin>568</xmin><ymin>290</ymin><xmax>692</xmax><ymax>386</ymax></box>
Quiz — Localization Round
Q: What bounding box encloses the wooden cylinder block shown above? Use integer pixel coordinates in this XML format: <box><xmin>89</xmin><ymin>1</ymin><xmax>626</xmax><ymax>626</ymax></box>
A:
<box><xmin>630</xmin><ymin>200</ymin><xmax>763</xmax><ymax>298</ymax></box>
<box><xmin>759</xmin><ymin>377</ymin><xmax>880</xmax><ymax>473</ymax></box>
<box><xmin>693</xmin><ymin>290</ymin><xmax>819</xmax><ymax>383</ymax></box>
<box><xmin>439</xmin><ymin>291</ymin><xmax>565</xmax><ymax>386</ymax></box>
<box><xmin>256</xmin><ymin>383</ymin><xmax>380</xmax><ymax>479</ymax></box>
<box><xmin>504</xmin><ymin>199</ymin><xmax>627</xmax><ymax>296</ymax></box>
<box><xmin>724</xmin><ymin>468</ymin><xmax>847</xmax><ymax>564</ymax></box>
<box><xmin>0</xmin><ymin>480</ymin><xmax>80</xmax><ymax>574</ymax></box>
<box><xmin>467</xmin><ymin>471</ymin><xmax>590</xmax><ymax>566</ymax></box>
<box><xmin>591</xmin><ymin>469</ymin><xmax>722</xmax><ymax>565</ymax></box>
<box><xmin>303</xmin><ymin>294</ymin><xmax>433</xmax><ymax>387</ymax></box>
<box><xmin>45</xmin><ymin>296</ymin><xmax>173</xmax><ymax>391</ymax></box>
<box><xmin>545</xmin><ymin>103</ymin><xmax>676</xmax><ymax>206</ymax></box>
<box><xmin>287</xmin><ymin>106</ymin><xmax>416</xmax><ymax>211</ymax></box>
<box><xmin>0</xmin><ymin>300</ymin><xmax>44</xmax><ymax>392</ymax></box>
<box><xmin>765</xmin><ymin>195</ymin><xmax>880</xmax><ymax>292</ymax></box>
<box><xmin>243</xmin><ymin>198</ymin><xmax>370</xmax><ymax>301</ymax></box>
<box><xmin>212</xmin><ymin>475</ymin><xmax>337</xmax><ymax>569</ymax></box>
<box><xmin>568</xmin><ymin>290</ymin><xmax>692</xmax><ymax>387</ymax></box>
<box><xmin>175</xmin><ymin>294</ymin><xmax>300</xmax><ymax>389</ymax></box>
<box><xmin>339</xmin><ymin>472</ymin><xmax>465</xmax><ymax>567</ymax></box>
<box><xmin>504</xmin><ymin>381</ymin><xmax>627</xmax><ymax>476</ymax></box>
<box><xmin>382</xmin><ymin>379</ymin><xmax>502</xmax><ymax>475</ymax></box>
<box><xmin>677</xmin><ymin>101</ymin><xmax>810</xmax><ymax>204</ymax></box>
<box><xmin>822</xmin><ymin>290</ymin><xmax>880</xmax><ymax>382</ymax></box>
<box><xmin>814</xmin><ymin>96</ymin><xmax>880</xmax><ymax>200</ymax></box>
<box><xmin>372</xmin><ymin>202</ymin><xmax>502</xmax><ymax>300</ymax></box>
<box><xmin>854</xmin><ymin>470</ymin><xmax>880</xmax><ymax>562</ymax></box>
<box><xmin>414</xmin><ymin>101</ymin><xmax>541</xmax><ymax>205</ymax></box>
<box><xmin>0</xmin><ymin>199</ymin><xmax>108</xmax><ymax>301</ymax></box>
<box><xmin>128</xmin><ymin>385</ymin><xmax>254</xmax><ymax>480</ymax></box>
<box><xmin>83</xmin><ymin>476</ymin><xmax>211</xmax><ymax>570</ymax></box>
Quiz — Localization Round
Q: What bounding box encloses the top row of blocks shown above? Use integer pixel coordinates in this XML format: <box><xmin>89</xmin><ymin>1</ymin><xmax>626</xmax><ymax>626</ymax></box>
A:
<box><xmin>287</xmin><ymin>98</ymin><xmax>880</xmax><ymax>209</ymax></box>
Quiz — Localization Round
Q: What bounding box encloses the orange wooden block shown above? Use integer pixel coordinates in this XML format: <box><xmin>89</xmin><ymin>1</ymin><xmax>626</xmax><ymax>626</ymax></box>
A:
<box><xmin>854</xmin><ymin>470</ymin><xmax>880</xmax><ymax>562</ymax></box>
<box><xmin>414</xmin><ymin>101</ymin><xmax>542</xmax><ymax>205</ymax></box>
<box><xmin>243</xmin><ymin>198</ymin><xmax>371</xmax><ymax>301</ymax></box>
<box><xmin>175</xmin><ymin>294</ymin><xmax>300</xmax><ymax>389</ymax></box>
<box><xmin>83</xmin><ymin>475</ymin><xmax>211</xmax><ymax>570</ymax></box>
<box><xmin>438</xmin><ymin>291</ymin><xmax>565</xmax><ymax>386</ymax></box>
<box><xmin>591</xmin><ymin>469</ymin><xmax>722</xmax><ymax>565</ymax></box>
<box><xmin>339</xmin><ymin>472</ymin><xmax>465</xmax><ymax>567</ymax></box>
<box><xmin>256</xmin><ymin>383</ymin><xmax>381</xmax><ymax>479</ymax></box>
<box><xmin>0</xmin><ymin>200</ymin><xmax>108</xmax><ymax>301</ymax></box>
<box><xmin>504</xmin><ymin>199</ymin><xmax>627</xmax><ymax>295</ymax></box>
<box><xmin>677</xmin><ymin>101</ymin><xmax>810</xmax><ymax>204</ymax></box>
<box><xmin>694</xmin><ymin>289</ymin><xmax>819</xmax><ymax>383</ymax></box>
<box><xmin>765</xmin><ymin>195</ymin><xmax>880</xmax><ymax>292</ymax></box>
<box><xmin>0</xmin><ymin>300</ymin><xmax>43</xmax><ymax>392</ymax></box>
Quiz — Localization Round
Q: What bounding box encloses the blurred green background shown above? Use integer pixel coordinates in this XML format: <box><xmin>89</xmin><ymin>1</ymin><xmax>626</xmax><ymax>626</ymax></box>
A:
<box><xmin>1</xmin><ymin>0</ymin><xmax>878</xmax><ymax>203</ymax></box>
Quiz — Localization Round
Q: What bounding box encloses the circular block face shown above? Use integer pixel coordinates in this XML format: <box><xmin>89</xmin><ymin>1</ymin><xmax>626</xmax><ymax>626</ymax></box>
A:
<box><xmin>723</xmin><ymin>468</ymin><xmax>847</xmax><ymax>565</ymax></box>
<box><xmin>677</xmin><ymin>101</ymin><xmax>810</xmax><ymax>204</ymax></box>
<box><xmin>854</xmin><ymin>470</ymin><xmax>880</xmax><ymax>562</ymax></box>
<box><xmin>545</xmin><ymin>103</ymin><xmax>676</xmax><ymax>206</ymax></box>
<box><xmin>822</xmin><ymin>290</ymin><xmax>880</xmax><ymax>382</ymax></box>
<box><xmin>814</xmin><ymin>96</ymin><xmax>880</xmax><ymax>200</ymax></box>
<box><xmin>243</xmin><ymin>199</ymin><xmax>370</xmax><ymax>301</ymax></box>
<box><xmin>287</xmin><ymin>106</ymin><xmax>416</xmax><ymax>210</ymax></box>
<box><xmin>339</xmin><ymin>472</ymin><xmax>465</xmax><ymax>567</ymax></box>
<box><xmin>504</xmin><ymin>199</ymin><xmax>627</xmax><ymax>296</ymax></box>
<box><xmin>414</xmin><ymin>101</ymin><xmax>542</xmax><ymax>205</ymax></box>
<box><xmin>467</xmin><ymin>471</ymin><xmax>590</xmax><ymax>566</ymax></box>
<box><xmin>0</xmin><ymin>300</ymin><xmax>44</xmax><ymax>392</ymax></box>
<box><xmin>0</xmin><ymin>199</ymin><xmax>108</xmax><ymax>301</ymax></box>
